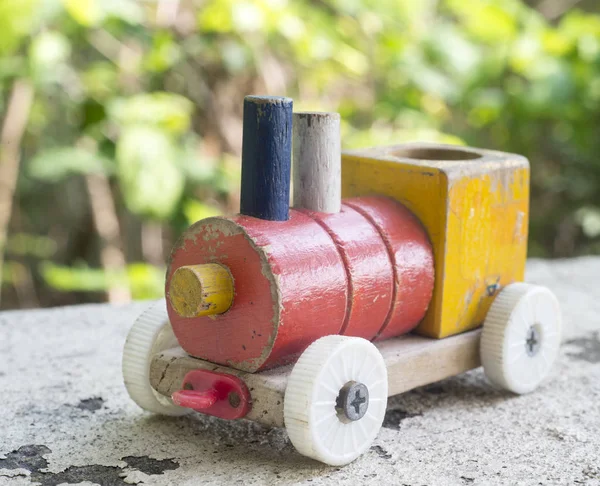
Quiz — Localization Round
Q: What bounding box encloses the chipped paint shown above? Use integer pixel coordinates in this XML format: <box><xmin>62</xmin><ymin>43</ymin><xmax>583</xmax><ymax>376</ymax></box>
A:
<box><xmin>166</xmin><ymin>216</ymin><xmax>282</xmax><ymax>373</ymax></box>
<box><xmin>342</xmin><ymin>144</ymin><xmax>529</xmax><ymax>338</ymax></box>
<box><xmin>566</xmin><ymin>332</ymin><xmax>600</xmax><ymax>363</ymax></box>
<box><xmin>0</xmin><ymin>445</ymin><xmax>179</xmax><ymax>486</ymax></box>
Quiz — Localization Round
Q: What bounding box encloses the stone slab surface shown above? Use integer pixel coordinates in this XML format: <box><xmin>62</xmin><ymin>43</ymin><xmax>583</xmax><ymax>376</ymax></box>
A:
<box><xmin>1</xmin><ymin>257</ymin><xmax>599</xmax><ymax>485</ymax></box>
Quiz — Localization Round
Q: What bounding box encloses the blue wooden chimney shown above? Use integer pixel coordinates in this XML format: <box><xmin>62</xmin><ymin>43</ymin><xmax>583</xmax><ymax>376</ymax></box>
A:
<box><xmin>240</xmin><ymin>95</ymin><xmax>293</xmax><ymax>221</ymax></box>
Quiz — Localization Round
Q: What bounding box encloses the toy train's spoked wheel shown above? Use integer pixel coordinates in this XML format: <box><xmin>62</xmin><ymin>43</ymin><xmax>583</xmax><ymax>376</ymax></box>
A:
<box><xmin>481</xmin><ymin>283</ymin><xmax>562</xmax><ymax>395</ymax></box>
<box><xmin>122</xmin><ymin>299</ymin><xmax>191</xmax><ymax>416</ymax></box>
<box><xmin>284</xmin><ymin>335</ymin><xmax>388</xmax><ymax>466</ymax></box>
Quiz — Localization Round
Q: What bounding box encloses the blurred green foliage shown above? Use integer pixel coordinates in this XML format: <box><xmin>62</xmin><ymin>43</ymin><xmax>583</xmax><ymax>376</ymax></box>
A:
<box><xmin>1</xmin><ymin>0</ymin><xmax>600</xmax><ymax>308</ymax></box>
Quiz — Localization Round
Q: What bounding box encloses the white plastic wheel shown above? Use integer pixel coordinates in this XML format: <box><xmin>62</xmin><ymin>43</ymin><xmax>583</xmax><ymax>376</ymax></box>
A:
<box><xmin>284</xmin><ymin>335</ymin><xmax>388</xmax><ymax>466</ymax></box>
<box><xmin>122</xmin><ymin>299</ymin><xmax>191</xmax><ymax>415</ymax></box>
<box><xmin>481</xmin><ymin>283</ymin><xmax>562</xmax><ymax>394</ymax></box>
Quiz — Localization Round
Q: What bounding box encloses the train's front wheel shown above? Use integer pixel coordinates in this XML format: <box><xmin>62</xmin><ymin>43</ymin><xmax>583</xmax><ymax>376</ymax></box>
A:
<box><xmin>122</xmin><ymin>299</ymin><xmax>191</xmax><ymax>416</ymax></box>
<box><xmin>284</xmin><ymin>335</ymin><xmax>388</xmax><ymax>466</ymax></box>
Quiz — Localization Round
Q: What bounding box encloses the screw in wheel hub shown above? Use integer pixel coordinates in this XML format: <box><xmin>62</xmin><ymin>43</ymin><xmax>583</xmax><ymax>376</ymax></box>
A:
<box><xmin>525</xmin><ymin>325</ymin><xmax>541</xmax><ymax>356</ymax></box>
<box><xmin>336</xmin><ymin>381</ymin><xmax>369</xmax><ymax>422</ymax></box>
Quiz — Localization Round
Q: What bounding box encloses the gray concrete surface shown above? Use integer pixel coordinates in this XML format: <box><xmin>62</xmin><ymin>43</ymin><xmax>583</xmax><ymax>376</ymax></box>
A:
<box><xmin>1</xmin><ymin>257</ymin><xmax>599</xmax><ymax>486</ymax></box>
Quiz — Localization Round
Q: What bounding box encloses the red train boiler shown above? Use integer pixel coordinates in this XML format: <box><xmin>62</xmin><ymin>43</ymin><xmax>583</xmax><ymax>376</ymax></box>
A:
<box><xmin>166</xmin><ymin>196</ymin><xmax>434</xmax><ymax>372</ymax></box>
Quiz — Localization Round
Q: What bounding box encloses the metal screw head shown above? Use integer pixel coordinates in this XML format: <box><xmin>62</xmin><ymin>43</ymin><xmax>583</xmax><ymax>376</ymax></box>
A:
<box><xmin>336</xmin><ymin>381</ymin><xmax>369</xmax><ymax>422</ymax></box>
<box><xmin>526</xmin><ymin>325</ymin><xmax>541</xmax><ymax>357</ymax></box>
<box><xmin>228</xmin><ymin>392</ymin><xmax>241</xmax><ymax>408</ymax></box>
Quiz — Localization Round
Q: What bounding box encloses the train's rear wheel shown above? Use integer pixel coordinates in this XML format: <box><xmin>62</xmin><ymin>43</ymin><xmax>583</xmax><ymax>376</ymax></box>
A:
<box><xmin>481</xmin><ymin>283</ymin><xmax>562</xmax><ymax>394</ymax></box>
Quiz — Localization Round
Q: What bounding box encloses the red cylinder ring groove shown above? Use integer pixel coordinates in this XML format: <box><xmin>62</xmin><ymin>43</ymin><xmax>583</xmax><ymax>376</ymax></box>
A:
<box><xmin>298</xmin><ymin>204</ymin><xmax>394</xmax><ymax>339</ymax></box>
<box><xmin>345</xmin><ymin>197</ymin><xmax>435</xmax><ymax>340</ymax></box>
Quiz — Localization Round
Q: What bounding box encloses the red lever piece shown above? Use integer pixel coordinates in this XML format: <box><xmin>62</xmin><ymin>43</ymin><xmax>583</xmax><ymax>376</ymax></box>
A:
<box><xmin>171</xmin><ymin>369</ymin><xmax>251</xmax><ymax>420</ymax></box>
<box><xmin>172</xmin><ymin>389</ymin><xmax>218</xmax><ymax>409</ymax></box>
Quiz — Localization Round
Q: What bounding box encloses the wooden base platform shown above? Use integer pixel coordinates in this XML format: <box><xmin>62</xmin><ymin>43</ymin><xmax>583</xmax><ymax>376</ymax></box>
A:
<box><xmin>150</xmin><ymin>329</ymin><xmax>481</xmax><ymax>427</ymax></box>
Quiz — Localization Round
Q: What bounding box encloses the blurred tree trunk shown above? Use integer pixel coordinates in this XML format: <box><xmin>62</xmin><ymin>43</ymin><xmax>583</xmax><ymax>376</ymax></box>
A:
<box><xmin>0</xmin><ymin>79</ymin><xmax>34</xmax><ymax>307</ymax></box>
<box><xmin>85</xmin><ymin>174</ymin><xmax>131</xmax><ymax>303</ymax></box>
<box><xmin>528</xmin><ymin>0</ymin><xmax>599</xmax><ymax>19</ymax></box>
<box><xmin>141</xmin><ymin>221</ymin><xmax>164</xmax><ymax>267</ymax></box>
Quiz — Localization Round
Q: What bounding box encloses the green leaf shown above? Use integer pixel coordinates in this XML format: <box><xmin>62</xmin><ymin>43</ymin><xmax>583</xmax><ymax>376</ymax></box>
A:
<box><xmin>183</xmin><ymin>200</ymin><xmax>222</xmax><ymax>225</ymax></box>
<box><xmin>143</xmin><ymin>32</ymin><xmax>182</xmax><ymax>73</ymax></box>
<box><xmin>576</xmin><ymin>207</ymin><xmax>600</xmax><ymax>238</ymax></box>
<box><xmin>40</xmin><ymin>261</ymin><xmax>163</xmax><ymax>300</ymax></box>
<box><xmin>446</xmin><ymin>0</ymin><xmax>521</xmax><ymax>44</ymax></box>
<box><xmin>426</xmin><ymin>23</ymin><xmax>482</xmax><ymax>79</ymax></box>
<box><xmin>102</xmin><ymin>0</ymin><xmax>144</xmax><ymax>24</ymax></box>
<box><xmin>62</xmin><ymin>0</ymin><xmax>103</xmax><ymax>26</ymax></box>
<box><xmin>126</xmin><ymin>263</ymin><xmax>164</xmax><ymax>300</ymax></box>
<box><xmin>0</xmin><ymin>0</ymin><xmax>41</xmax><ymax>55</ymax></box>
<box><xmin>220</xmin><ymin>40</ymin><xmax>251</xmax><ymax>73</ymax></box>
<box><xmin>198</xmin><ymin>1</ymin><xmax>234</xmax><ymax>33</ymax></box>
<box><xmin>178</xmin><ymin>136</ymin><xmax>219</xmax><ymax>184</ymax></box>
<box><xmin>467</xmin><ymin>88</ymin><xmax>505</xmax><ymax>127</ymax></box>
<box><xmin>232</xmin><ymin>2</ymin><xmax>265</xmax><ymax>32</ymax></box>
<box><xmin>62</xmin><ymin>0</ymin><xmax>142</xmax><ymax>27</ymax></box>
<box><xmin>342</xmin><ymin>125</ymin><xmax>464</xmax><ymax>150</ymax></box>
<box><xmin>213</xmin><ymin>154</ymin><xmax>241</xmax><ymax>194</ymax></box>
<box><xmin>0</xmin><ymin>56</ymin><xmax>26</xmax><ymax>80</ymax></box>
<box><xmin>116</xmin><ymin>125</ymin><xmax>184</xmax><ymax>219</ymax></box>
<box><xmin>81</xmin><ymin>62</ymin><xmax>118</xmax><ymax>100</ymax></box>
<box><xmin>3</xmin><ymin>233</ymin><xmax>57</xmax><ymax>258</ymax></box>
<box><xmin>109</xmin><ymin>93</ymin><xmax>194</xmax><ymax>135</ymax></box>
<box><xmin>29</xmin><ymin>31</ymin><xmax>72</xmax><ymax>85</ymax></box>
<box><xmin>30</xmin><ymin>31</ymin><xmax>71</xmax><ymax>69</ymax></box>
<box><xmin>40</xmin><ymin>261</ymin><xmax>115</xmax><ymax>292</ymax></box>
<box><xmin>28</xmin><ymin>147</ymin><xmax>113</xmax><ymax>182</ymax></box>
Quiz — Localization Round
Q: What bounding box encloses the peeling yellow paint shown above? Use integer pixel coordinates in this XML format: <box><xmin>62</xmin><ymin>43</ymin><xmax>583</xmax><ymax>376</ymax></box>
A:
<box><xmin>342</xmin><ymin>143</ymin><xmax>529</xmax><ymax>338</ymax></box>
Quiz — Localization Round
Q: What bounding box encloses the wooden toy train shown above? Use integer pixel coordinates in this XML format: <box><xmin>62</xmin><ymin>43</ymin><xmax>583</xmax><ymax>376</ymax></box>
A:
<box><xmin>123</xmin><ymin>96</ymin><xmax>562</xmax><ymax>466</ymax></box>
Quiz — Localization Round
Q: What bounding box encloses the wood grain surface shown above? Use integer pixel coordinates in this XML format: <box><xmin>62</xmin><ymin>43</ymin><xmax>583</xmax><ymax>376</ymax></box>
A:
<box><xmin>293</xmin><ymin>112</ymin><xmax>341</xmax><ymax>213</ymax></box>
<box><xmin>240</xmin><ymin>95</ymin><xmax>293</xmax><ymax>221</ymax></box>
<box><xmin>150</xmin><ymin>329</ymin><xmax>482</xmax><ymax>427</ymax></box>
